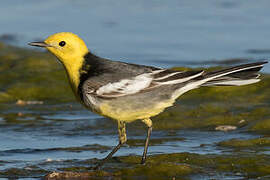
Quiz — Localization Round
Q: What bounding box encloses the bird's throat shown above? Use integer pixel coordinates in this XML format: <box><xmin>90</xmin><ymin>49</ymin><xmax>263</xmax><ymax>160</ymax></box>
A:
<box><xmin>62</xmin><ymin>56</ymin><xmax>85</xmax><ymax>100</ymax></box>
<box><xmin>63</xmin><ymin>52</ymin><xmax>101</xmax><ymax>102</ymax></box>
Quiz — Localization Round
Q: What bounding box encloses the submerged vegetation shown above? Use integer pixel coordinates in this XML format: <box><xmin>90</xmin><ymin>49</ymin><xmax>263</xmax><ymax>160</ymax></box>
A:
<box><xmin>0</xmin><ymin>43</ymin><xmax>270</xmax><ymax>179</ymax></box>
<box><xmin>41</xmin><ymin>152</ymin><xmax>270</xmax><ymax>179</ymax></box>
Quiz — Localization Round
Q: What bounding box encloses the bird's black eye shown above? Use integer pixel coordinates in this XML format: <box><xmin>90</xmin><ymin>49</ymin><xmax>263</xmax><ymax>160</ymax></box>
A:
<box><xmin>59</xmin><ymin>41</ymin><xmax>66</xmax><ymax>47</ymax></box>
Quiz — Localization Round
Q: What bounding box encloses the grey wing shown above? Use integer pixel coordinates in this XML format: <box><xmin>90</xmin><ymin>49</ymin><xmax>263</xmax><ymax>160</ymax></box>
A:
<box><xmin>81</xmin><ymin>61</ymin><xmax>267</xmax><ymax>106</ymax></box>
<box><xmin>81</xmin><ymin>62</ymin><xmax>204</xmax><ymax>99</ymax></box>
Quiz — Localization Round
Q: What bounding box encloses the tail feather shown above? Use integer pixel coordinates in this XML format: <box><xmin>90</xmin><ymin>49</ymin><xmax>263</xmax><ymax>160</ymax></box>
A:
<box><xmin>201</xmin><ymin>61</ymin><xmax>267</xmax><ymax>87</ymax></box>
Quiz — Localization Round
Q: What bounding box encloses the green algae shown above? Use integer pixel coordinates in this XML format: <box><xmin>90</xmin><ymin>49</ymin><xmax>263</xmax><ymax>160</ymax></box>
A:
<box><xmin>218</xmin><ymin>137</ymin><xmax>270</xmax><ymax>148</ymax></box>
<box><xmin>250</xmin><ymin>119</ymin><xmax>270</xmax><ymax>132</ymax></box>
<box><xmin>0</xmin><ymin>44</ymin><xmax>74</xmax><ymax>103</ymax></box>
<box><xmin>44</xmin><ymin>171</ymin><xmax>113</xmax><ymax>180</ymax></box>
<box><xmin>117</xmin><ymin>153</ymin><xmax>270</xmax><ymax>179</ymax></box>
<box><xmin>152</xmin><ymin>103</ymin><xmax>243</xmax><ymax>130</ymax></box>
<box><xmin>56</xmin><ymin>157</ymin><xmax>193</xmax><ymax>179</ymax></box>
<box><xmin>150</xmin><ymin>71</ymin><xmax>270</xmax><ymax>133</ymax></box>
<box><xmin>54</xmin><ymin>153</ymin><xmax>269</xmax><ymax>179</ymax></box>
<box><xmin>115</xmin><ymin>162</ymin><xmax>193</xmax><ymax>179</ymax></box>
<box><xmin>59</xmin><ymin>166</ymin><xmax>92</xmax><ymax>172</ymax></box>
<box><xmin>0</xmin><ymin>167</ymin><xmax>48</xmax><ymax>178</ymax></box>
<box><xmin>4</xmin><ymin>152</ymin><xmax>269</xmax><ymax>179</ymax></box>
<box><xmin>179</xmin><ymin>74</ymin><xmax>270</xmax><ymax>104</ymax></box>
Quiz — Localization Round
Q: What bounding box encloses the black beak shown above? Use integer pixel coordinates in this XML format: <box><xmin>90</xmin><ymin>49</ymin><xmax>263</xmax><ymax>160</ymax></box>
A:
<box><xmin>28</xmin><ymin>41</ymin><xmax>51</xmax><ymax>47</ymax></box>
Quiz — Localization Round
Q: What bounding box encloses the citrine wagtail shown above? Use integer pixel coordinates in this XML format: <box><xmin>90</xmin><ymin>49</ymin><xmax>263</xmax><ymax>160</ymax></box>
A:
<box><xmin>29</xmin><ymin>32</ymin><xmax>267</xmax><ymax>169</ymax></box>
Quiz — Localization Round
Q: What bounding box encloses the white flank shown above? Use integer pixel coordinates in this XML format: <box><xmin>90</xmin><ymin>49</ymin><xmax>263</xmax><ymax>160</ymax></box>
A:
<box><xmin>86</xmin><ymin>93</ymin><xmax>99</xmax><ymax>107</ymax></box>
<box><xmin>96</xmin><ymin>73</ymin><xmax>153</xmax><ymax>96</ymax></box>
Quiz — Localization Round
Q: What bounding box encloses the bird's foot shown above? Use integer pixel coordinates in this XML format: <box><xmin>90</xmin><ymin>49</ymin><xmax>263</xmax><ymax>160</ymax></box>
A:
<box><xmin>140</xmin><ymin>157</ymin><xmax>146</xmax><ymax>165</ymax></box>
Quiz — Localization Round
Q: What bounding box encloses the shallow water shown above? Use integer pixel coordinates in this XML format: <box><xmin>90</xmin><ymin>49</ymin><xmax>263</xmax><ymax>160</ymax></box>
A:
<box><xmin>0</xmin><ymin>103</ymin><xmax>269</xmax><ymax>179</ymax></box>
<box><xmin>0</xmin><ymin>0</ymin><xmax>270</xmax><ymax>71</ymax></box>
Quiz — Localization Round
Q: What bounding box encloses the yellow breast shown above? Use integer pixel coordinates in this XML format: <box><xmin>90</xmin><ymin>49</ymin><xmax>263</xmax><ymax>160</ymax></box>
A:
<box><xmin>99</xmin><ymin>99</ymin><xmax>175</xmax><ymax>122</ymax></box>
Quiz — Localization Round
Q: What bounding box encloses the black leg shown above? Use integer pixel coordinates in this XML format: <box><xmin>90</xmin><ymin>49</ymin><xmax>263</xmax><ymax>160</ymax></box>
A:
<box><xmin>94</xmin><ymin>121</ymin><xmax>126</xmax><ymax>170</ymax></box>
<box><xmin>94</xmin><ymin>142</ymin><xmax>123</xmax><ymax>170</ymax></box>
<box><xmin>141</xmin><ymin>126</ymin><xmax>152</xmax><ymax>164</ymax></box>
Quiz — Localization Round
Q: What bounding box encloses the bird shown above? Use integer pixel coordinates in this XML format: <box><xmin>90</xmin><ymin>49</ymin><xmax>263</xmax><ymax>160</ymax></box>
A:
<box><xmin>29</xmin><ymin>32</ymin><xmax>267</xmax><ymax>168</ymax></box>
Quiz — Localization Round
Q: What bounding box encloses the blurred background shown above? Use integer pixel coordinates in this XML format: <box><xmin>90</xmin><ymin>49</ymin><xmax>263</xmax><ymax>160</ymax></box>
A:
<box><xmin>1</xmin><ymin>0</ymin><xmax>270</xmax><ymax>70</ymax></box>
<box><xmin>1</xmin><ymin>0</ymin><xmax>270</xmax><ymax>179</ymax></box>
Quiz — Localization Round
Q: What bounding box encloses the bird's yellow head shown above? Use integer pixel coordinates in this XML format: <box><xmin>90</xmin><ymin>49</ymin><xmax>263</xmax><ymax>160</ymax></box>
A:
<box><xmin>29</xmin><ymin>32</ymin><xmax>89</xmax><ymax>95</ymax></box>
<box><xmin>29</xmin><ymin>32</ymin><xmax>89</xmax><ymax>65</ymax></box>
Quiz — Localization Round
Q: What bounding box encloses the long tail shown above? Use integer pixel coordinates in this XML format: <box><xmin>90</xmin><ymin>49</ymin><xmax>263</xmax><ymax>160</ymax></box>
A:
<box><xmin>201</xmin><ymin>61</ymin><xmax>268</xmax><ymax>87</ymax></box>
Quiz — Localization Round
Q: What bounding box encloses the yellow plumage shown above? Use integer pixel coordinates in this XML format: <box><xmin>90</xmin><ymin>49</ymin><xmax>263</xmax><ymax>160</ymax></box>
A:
<box><xmin>45</xmin><ymin>32</ymin><xmax>88</xmax><ymax>96</ymax></box>
<box><xmin>99</xmin><ymin>99</ymin><xmax>175</xmax><ymax>122</ymax></box>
